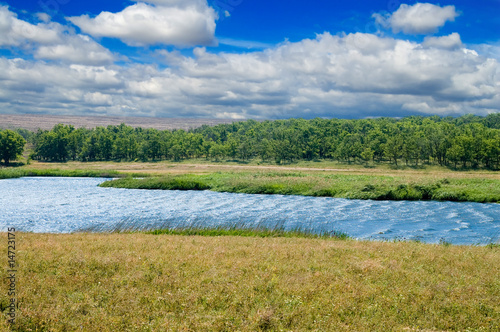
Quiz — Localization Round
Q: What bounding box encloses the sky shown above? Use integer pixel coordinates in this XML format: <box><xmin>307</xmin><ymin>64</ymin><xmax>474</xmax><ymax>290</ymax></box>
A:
<box><xmin>0</xmin><ymin>0</ymin><xmax>499</xmax><ymax>119</ymax></box>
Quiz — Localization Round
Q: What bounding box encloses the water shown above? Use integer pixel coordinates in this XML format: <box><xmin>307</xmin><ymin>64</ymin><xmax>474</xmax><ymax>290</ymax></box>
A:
<box><xmin>1</xmin><ymin>177</ymin><xmax>499</xmax><ymax>245</ymax></box>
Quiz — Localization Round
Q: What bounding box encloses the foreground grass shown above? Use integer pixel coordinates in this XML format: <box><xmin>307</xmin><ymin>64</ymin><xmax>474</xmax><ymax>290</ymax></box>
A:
<box><xmin>1</xmin><ymin>233</ymin><xmax>498</xmax><ymax>331</ymax></box>
<box><xmin>100</xmin><ymin>171</ymin><xmax>500</xmax><ymax>203</ymax></box>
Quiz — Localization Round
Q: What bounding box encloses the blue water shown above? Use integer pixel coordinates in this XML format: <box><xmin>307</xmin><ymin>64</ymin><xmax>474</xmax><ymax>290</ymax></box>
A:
<box><xmin>1</xmin><ymin>177</ymin><xmax>499</xmax><ymax>245</ymax></box>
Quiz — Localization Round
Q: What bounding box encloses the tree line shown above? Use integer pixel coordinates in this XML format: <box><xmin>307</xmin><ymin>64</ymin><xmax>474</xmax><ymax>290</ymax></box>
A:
<box><xmin>2</xmin><ymin>114</ymin><xmax>500</xmax><ymax>169</ymax></box>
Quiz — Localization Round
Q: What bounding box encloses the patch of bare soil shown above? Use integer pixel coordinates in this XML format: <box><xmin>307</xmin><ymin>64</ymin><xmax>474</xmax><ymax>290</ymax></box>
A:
<box><xmin>0</xmin><ymin>114</ymin><xmax>235</xmax><ymax>131</ymax></box>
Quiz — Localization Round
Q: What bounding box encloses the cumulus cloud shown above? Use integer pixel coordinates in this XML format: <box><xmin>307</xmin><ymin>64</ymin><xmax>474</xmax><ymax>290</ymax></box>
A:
<box><xmin>422</xmin><ymin>33</ymin><xmax>462</xmax><ymax>50</ymax></box>
<box><xmin>68</xmin><ymin>1</ymin><xmax>217</xmax><ymax>47</ymax></box>
<box><xmin>1</xmin><ymin>32</ymin><xmax>498</xmax><ymax>118</ymax></box>
<box><xmin>373</xmin><ymin>3</ymin><xmax>459</xmax><ymax>34</ymax></box>
<box><xmin>0</xmin><ymin>6</ymin><xmax>60</xmax><ymax>46</ymax></box>
<box><xmin>35</xmin><ymin>35</ymin><xmax>115</xmax><ymax>65</ymax></box>
<box><xmin>0</xmin><ymin>6</ymin><xmax>115</xmax><ymax>66</ymax></box>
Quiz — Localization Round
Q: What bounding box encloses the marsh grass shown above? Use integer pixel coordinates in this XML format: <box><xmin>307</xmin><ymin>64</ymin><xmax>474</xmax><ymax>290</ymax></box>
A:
<box><xmin>100</xmin><ymin>171</ymin><xmax>500</xmax><ymax>203</ymax></box>
<box><xmin>143</xmin><ymin>222</ymin><xmax>350</xmax><ymax>240</ymax></box>
<box><xmin>0</xmin><ymin>168</ymin><xmax>122</xmax><ymax>179</ymax></box>
<box><xmin>1</xmin><ymin>233</ymin><xmax>498</xmax><ymax>331</ymax></box>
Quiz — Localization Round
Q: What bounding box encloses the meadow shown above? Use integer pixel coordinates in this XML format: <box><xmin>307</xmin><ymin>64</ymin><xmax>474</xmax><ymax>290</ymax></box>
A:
<box><xmin>2</xmin><ymin>160</ymin><xmax>500</xmax><ymax>203</ymax></box>
<box><xmin>0</xmin><ymin>232</ymin><xmax>498</xmax><ymax>331</ymax></box>
<box><xmin>100</xmin><ymin>171</ymin><xmax>500</xmax><ymax>203</ymax></box>
<box><xmin>1</xmin><ymin>161</ymin><xmax>499</xmax><ymax>330</ymax></box>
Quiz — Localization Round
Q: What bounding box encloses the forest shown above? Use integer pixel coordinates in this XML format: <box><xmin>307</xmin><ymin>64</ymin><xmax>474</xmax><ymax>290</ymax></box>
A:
<box><xmin>2</xmin><ymin>113</ymin><xmax>500</xmax><ymax>169</ymax></box>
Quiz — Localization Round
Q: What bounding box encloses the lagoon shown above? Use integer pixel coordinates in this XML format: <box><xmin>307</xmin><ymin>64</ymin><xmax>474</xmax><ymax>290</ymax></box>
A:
<box><xmin>1</xmin><ymin>177</ymin><xmax>499</xmax><ymax>245</ymax></box>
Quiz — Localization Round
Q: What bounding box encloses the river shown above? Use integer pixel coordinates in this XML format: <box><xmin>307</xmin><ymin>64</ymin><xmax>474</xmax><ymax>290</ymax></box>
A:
<box><xmin>1</xmin><ymin>177</ymin><xmax>499</xmax><ymax>245</ymax></box>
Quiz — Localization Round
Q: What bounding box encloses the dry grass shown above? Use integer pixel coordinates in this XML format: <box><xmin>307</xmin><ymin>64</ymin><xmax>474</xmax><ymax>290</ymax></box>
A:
<box><xmin>22</xmin><ymin>160</ymin><xmax>500</xmax><ymax>180</ymax></box>
<box><xmin>1</xmin><ymin>233</ymin><xmax>499</xmax><ymax>331</ymax></box>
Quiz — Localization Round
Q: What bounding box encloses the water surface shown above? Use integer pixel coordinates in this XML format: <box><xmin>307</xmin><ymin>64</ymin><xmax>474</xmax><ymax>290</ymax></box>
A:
<box><xmin>1</xmin><ymin>177</ymin><xmax>499</xmax><ymax>245</ymax></box>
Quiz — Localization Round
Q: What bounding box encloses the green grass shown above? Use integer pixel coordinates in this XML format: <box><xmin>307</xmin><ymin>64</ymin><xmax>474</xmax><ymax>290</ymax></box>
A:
<box><xmin>143</xmin><ymin>223</ymin><xmax>350</xmax><ymax>240</ymax></box>
<box><xmin>3</xmin><ymin>161</ymin><xmax>500</xmax><ymax>203</ymax></box>
<box><xmin>2</xmin><ymin>233</ymin><xmax>498</xmax><ymax>331</ymax></box>
<box><xmin>100</xmin><ymin>172</ymin><xmax>500</xmax><ymax>203</ymax></box>
<box><xmin>0</xmin><ymin>167</ymin><xmax>122</xmax><ymax>179</ymax></box>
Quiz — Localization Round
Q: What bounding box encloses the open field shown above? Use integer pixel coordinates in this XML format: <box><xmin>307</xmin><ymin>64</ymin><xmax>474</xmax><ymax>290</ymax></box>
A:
<box><xmin>16</xmin><ymin>159</ymin><xmax>500</xmax><ymax>179</ymax></box>
<box><xmin>0</xmin><ymin>114</ymin><xmax>234</xmax><ymax>131</ymax></box>
<box><xmin>1</xmin><ymin>233</ymin><xmax>498</xmax><ymax>331</ymax></box>
<box><xmin>3</xmin><ymin>160</ymin><xmax>500</xmax><ymax>203</ymax></box>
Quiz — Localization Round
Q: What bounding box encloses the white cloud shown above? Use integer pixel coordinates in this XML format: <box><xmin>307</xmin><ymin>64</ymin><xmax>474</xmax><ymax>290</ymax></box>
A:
<box><xmin>84</xmin><ymin>92</ymin><xmax>113</xmax><ymax>106</ymax></box>
<box><xmin>35</xmin><ymin>35</ymin><xmax>115</xmax><ymax>65</ymax></box>
<box><xmin>0</xmin><ymin>6</ymin><xmax>60</xmax><ymax>46</ymax></box>
<box><xmin>36</xmin><ymin>13</ymin><xmax>51</xmax><ymax>23</ymax></box>
<box><xmin>373</xmin><ymin>3</ymin><xmax>459</xmax><ymax>35</ymax></box>
<box><xmin>68</xmin><ymin>1</ymin><xmax>217</xmax><ymax>47</ymax></box>
<box><xmin>0</xmin><ymin>6</ymin><xmax>115</xmax><ymax>66</ymax></box>
<box><xmin>423</xmin><ymin>33</ymin><xmax>462</xmax><ymax>49</ymax></box>
<box><xmin>1</xmin><ymin>32</ymin><xmax>498</xmax><ymax>119</ymax></box>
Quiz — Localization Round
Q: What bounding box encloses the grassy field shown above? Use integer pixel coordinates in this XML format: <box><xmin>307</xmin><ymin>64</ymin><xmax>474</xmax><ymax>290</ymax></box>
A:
<box><xmin>0</xmin><ymin>233</ymin><xmax>498</xmax><ymax>331</ymax></box>
<box><xmin>3</xmin><ymin>160</ymin><xmax>500</xmax><ymax>203</ymax></box>
<box><xmin>100</xmin><ymin>171</ymin><xmax>500</xmax><ymax>203</ymax></box>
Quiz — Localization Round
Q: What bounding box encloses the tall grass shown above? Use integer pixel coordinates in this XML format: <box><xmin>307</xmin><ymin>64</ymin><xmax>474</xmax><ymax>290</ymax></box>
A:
<box><xmin>143</xmin><ymin>222</ymin><xmax>350</xmax><ymax>240</ymax></box>
<box><xmin>2</xmin><ymin>233</ymin><xmax>498</xmax><ymax>331</ymax></box>
<box><xmin>100</xmin><ymin>172</ymin><xmax>500</xmax><ymax>203</ymax></box>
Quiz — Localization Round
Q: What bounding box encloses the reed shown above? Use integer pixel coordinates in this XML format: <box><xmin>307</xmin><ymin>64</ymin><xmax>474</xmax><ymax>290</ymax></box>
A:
<box><xmin>143</xmin><ymin>223</ymin><xmax>350</xmax><ymax>240</ymax></box>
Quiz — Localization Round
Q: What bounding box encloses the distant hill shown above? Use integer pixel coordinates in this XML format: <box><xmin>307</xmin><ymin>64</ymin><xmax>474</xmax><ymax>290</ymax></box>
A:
<box><xmin>0</xmin><ymin>114</ymin><xmax>236</xmax><ymax>131</ymax></box>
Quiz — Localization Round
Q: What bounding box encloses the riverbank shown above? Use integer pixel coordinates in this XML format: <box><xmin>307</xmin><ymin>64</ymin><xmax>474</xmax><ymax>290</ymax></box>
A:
<box><xmin>1</xmin><ymin>232</ymin><xmax>498</xmax><ymax>331</ymax></box>
<box><xmin>100</xmin><ymin>170</ymin><xmax>500</xmax><ymax>203</ymax></box>
<box><xmin>2</xmin><ymin>160</ymin><xmax>500</xmax><ymax>203</ymax></box>
<box><xmin>0</xmin><ymin>167</ymin><xmax>122</xmax><ymax>179</ymax></box>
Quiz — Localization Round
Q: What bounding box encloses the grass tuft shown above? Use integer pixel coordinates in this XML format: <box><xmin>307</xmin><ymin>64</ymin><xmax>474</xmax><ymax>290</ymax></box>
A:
<box><xmin>142</xmin><ymin>223</ymin><xmax>350</xmax><ymax>240</ymax></box>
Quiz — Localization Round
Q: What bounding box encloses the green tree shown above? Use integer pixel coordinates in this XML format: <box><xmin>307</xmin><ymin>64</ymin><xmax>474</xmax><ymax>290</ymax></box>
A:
<box><xmin>0</xmin><ymin>130</ymin><xmax>26</xmax><ymax>165</ymax></box>
<box><xmin>384</xmin><ymin>135</ymin><xmax>403</xmax><ymax>166</ymax></box>
<box><xmin>360</xmin><ymin>147</ymin><xmax>374</xmax><ymax>165</ymax></box>
<box><xmin>34</xmin><ymin>124</ymin><xmax>73</xmax><ymax>161</ymax></box>
<box><xmin>209</xmin><ymin>143</ymin><xmax>226</xmax><ymax>161</ymax></box>
<box><xmin>237</xmin><ymin>140</ymin><xmax>252</xmax><ymax>161</ymax></box>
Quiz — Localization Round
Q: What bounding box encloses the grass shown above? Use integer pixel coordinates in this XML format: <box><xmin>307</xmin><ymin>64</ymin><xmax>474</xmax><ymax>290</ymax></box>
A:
<box><xmin>1</xmin><ymin>232</ymin><xmax>498</xmax><ymax>331</ymax></box>
<box><xmin>100</xmin><ymin>171</ymin><xmax>500</xmax><ymax>203</ymax></box>
<box><xmin>3</xmin><ymin>160</ymin><xmax>500</xmax><ymax>202</ymax></box>
<box><xmin>0</xmin><ymin>167</ymin><xmax>122</xmax><ymax>179</ymax></box>
<box><xmin>144</xmin><ymin>223</ymin><xmax>350</xmax><ymax>240</ymax></box>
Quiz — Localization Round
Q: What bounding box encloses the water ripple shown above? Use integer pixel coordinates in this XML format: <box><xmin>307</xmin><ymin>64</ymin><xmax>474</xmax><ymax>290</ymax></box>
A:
<box><xmin>0</xmin><ymin>177</ymin><xmax>499</xmax><ymax>245</ymax></box>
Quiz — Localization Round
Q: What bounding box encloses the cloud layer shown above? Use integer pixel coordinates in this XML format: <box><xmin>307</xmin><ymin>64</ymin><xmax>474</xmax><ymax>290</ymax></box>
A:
<box><xmin>0</xmin><ymin>3</ymin><xmax>498</xmax><ymax>119</ymax></box>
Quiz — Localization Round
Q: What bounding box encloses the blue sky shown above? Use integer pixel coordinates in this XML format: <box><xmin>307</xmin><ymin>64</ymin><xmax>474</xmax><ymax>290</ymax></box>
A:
<box><xmin>0</xmin><ymin>0</ymin><xmax>499</xmax><ymax>119</ymax></box>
